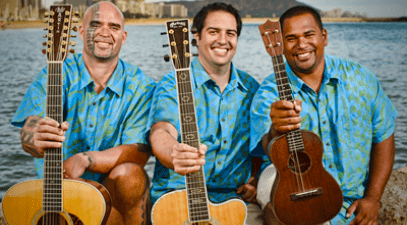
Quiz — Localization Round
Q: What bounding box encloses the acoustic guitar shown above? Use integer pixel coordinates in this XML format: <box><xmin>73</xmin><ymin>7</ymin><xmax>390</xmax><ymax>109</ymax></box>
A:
<box><xmin>258</xmin><ymin>20</ymin><xmax>343</xmax><ymax>225</ymax></box>
<box><xmin>150</xmin><ymin>19</ymin><xmax>247</xmax><ymax>225</ymax></box>
<box><xmin>2</xmin><ymin>5</ymin><xmax>111</xmax><ymax>225</ymax></box>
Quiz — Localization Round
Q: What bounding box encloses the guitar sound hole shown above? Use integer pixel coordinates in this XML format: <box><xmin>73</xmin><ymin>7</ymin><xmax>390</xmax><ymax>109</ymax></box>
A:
<box><xmin>288</xmin><ymin>151</ymin><xmax>311</xmax><ymax>174</ymax></box>
<box><xmin>37</xmin><ymin>212</ymin><xmax>68</xmax><ymax>225</ymax></box>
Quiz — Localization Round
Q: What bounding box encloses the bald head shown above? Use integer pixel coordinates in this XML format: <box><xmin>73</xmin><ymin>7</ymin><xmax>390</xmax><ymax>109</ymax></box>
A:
<box><xmin>83</xmin><ymin>1</ymin><xmax>125</xmax><ymax>28</ymax></box>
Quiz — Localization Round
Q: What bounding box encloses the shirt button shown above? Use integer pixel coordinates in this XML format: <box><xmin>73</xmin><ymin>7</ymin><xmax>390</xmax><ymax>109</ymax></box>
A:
<box><xmin>222</xmin><ymin>118</ymin><xmax>225</xmax><ymax>122</ymax></box>
<box><xmin>86</xmin><ymin>146</ymin><xmax>90</xmax><ymax>150</ymax></box>
<box><xmin>329</xmin><ymin>164</ymin><xmax>333</xmax><ymax>168</ymax></box>
<box><xmin>223</xmin><ymin>140</ymin><xmax>227</xmax><ymax>144</ymax></box>
<box><xmin>93</xmin><ymin>102</ymin><xmax>96</xmax><ymax>105</ymax></box>
<box><xmin>218</xmin><ymin>161</ymin><xmax>221</xmax><ymax>165</ymax></box>
<box><xmin>326</xmin><ymin>143</ymin><xmax>330</xmax><ymax>146</ymax></box>
<box><xmin>89</xmin><ymin>124</ymin><xmax>93</xmax><ymax>128</ymax></box>
<box><xmin>322</xmin><ymin>121</ymin><xmax>326</xmax><ymax>124</ymax></box>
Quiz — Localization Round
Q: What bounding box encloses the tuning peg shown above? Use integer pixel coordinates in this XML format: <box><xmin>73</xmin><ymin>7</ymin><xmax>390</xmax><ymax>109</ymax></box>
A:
<box><xmin>42</xmin><ymin>49</ymin><xmax>47</xmax><ymax>54</ymax></box>
<box><xmin>74</xmin><ymin>11</ymin><xmax>80</xmax><ymax>17</ymax></box>
<box><xmin>163</xmin><ymin>44</ymin><xmax>169</xmax><ymax>48</ymax></box>
<box><xmin>190</xmin><ymin>27</ymin><xmax>197</xmax><ymax>34</ymax></box>
<box><xmin>71</xmin><ymin>17</ymin><xmax>79</xmax><ymax>23</ymax></box>
<box><xmin>71</xmin><ymin>26</ymin><xmax>78</xmax><ymax>32</ymax></box>
<box><xmin>43</xmin><ymin>27</ymin><xmax>48</xmax><ymax>31</ymax></box>
<box><xmin>69</xmin><ymin>41</ymin><xmax>76</xmax><ymax>46</ymax></box>
<box><xmin>43</xmin><ymin>19</ymin><xmax>48</xmax><ymax>23</ymax></box>
<box><xmin>192</xmin><ymin>54</ymin><xmax>198</xmax><ymax>57</ymax></box>
<box><xmin>44</xmin><ymin>11</ymin><xmax>49</xmax><ymax>17</ymax></box>
<box><xmin>69</xmin><ymin>49</ymin><xmax>75</xmax><ymax>54</ymax></box>
<box><xmin>43</xmin><ymin>35</ymin><xmax>47</xmax><ymax>38</ymax></box>
<box><xmin>161</xmin><ymin>32</ymin><xmax>167</xmax><ymax>35</ymax></box>
<box><xmin>164</xmin><ymin>54</ymin><xmax>170</xmax><ymax>62</ymax></box>
<box><xmin>42</xmin><ymin>42</ymin><xmax>47</xmax><ymax>46</ymax></box>
<box><xmin>69</xmin><ymin>34</ymin><xmax>77</xmax><ymax>38</ymax></box>
<box><xmin>191</xmin><ymin>39</ymin><xmax>197</xmax><ymax>47</ymax></box>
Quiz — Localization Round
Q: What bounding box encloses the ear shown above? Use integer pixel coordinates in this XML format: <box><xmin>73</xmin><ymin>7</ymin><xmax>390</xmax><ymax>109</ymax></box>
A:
<box><xmin>193</xmin><ymin>32</ymin><xmax>200</xmax><ymax>47</ymax></box>
<box><xmin>78</xmin><ymin>23</ymin><xmax>84</xmax><ymax>42</ymax></box>
<box><xmin>322</xmin><ymin>28</ymin><xmax>328</xmax><ymax>46</ymax></box>
<box><xmin>121</xmin><ymin>30</ymin><xmax>127</xmax><ymax>45</ymax></box>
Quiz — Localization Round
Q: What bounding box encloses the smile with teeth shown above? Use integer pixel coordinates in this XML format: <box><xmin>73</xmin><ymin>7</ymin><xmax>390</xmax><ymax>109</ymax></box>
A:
<box><xmin>214</xmin><ymin>48</ymin><xmax>227</xmax><ymax>53</ymax></box>
<box><xmin>296</xmin><ymin>52</ymin><xmax>311</xmax><ymax>60</ymax></box>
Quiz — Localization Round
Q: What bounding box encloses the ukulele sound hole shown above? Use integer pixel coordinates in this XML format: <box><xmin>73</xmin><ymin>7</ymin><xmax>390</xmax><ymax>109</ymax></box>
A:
<box><xmin>288</xmin><ymin>151</ymin><xmax>311</xmax><ymax>174</ymax></box>
<box><xmin>37</xmin><ymin>212</ymin><xmax>68</xmax><ymax>225</ymax></box>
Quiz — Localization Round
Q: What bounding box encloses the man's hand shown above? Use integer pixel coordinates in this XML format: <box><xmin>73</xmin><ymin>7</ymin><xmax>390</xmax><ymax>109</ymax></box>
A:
<box><xmin>237</xmin><ymin>176</ymin><xmax>258</xmax><ymax>204</ymax></box>
<box><xmin>21</xmin><ymin>116</ymin><xmax>69</xmax><ymax>158</ymax></box>
<box><xmin>63</xmin><ymin>152</ymin><xmax>92</xmax><ymax>179</ymax></box>
<box><xmin>171</xmin><ymin>143</ymin><xmax>207</xmax><ymax>175</ymax></box>
<box><xmin>269</xmin><ymin>99</ymin><xmax>302</xmax><ymax>135</ymax></box>
<box><xmin>347</xmin><ymin>197</ymin><xmax>380</xmax><ymax>225</ymax></box>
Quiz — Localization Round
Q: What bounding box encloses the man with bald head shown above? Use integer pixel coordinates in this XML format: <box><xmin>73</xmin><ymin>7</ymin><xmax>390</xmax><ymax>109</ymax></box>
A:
<box><xmin>11</xmin><ymin>1</ymin><xmax>155</xmax><ymax>224</ymax></box>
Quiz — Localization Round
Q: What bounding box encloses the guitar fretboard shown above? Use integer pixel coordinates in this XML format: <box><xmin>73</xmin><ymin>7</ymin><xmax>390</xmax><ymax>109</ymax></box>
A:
<box><xmin>175</xmin><ymin>69</ymin><xmax>210</xmax><ymax>222</ymax></box>
<box><xmin>272</xmin><ymin>55</ymin><xmax>305</xmax><ymax>153</ymax></box>
<box><xmin>43</xmin><ymin>62</ymin><xmax>64</xmax><ymax>212</ymax></box>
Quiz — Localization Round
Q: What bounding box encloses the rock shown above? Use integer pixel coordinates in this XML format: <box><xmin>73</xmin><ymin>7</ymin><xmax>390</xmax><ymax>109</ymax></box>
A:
<box><xmin>0</xmin><ymin>167</ymin><xmax>406</xmax><ymax>224</ymax></box>
<box><xmin>378</xmin><ymin>166</ymin><xmax>407</xmax><ymax>225</ymax></box>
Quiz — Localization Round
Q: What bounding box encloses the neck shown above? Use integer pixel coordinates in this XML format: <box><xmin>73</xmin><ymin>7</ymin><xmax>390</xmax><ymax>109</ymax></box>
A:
<box><xmin>199</xmin><ymin>58</ymin><xmax>231</xmax><ymax>93</ymax></box>
<box><xmin>82</xmin><ymin>52</ymin><xmax>119</xmax><ymax>94</ymax></box>
<box><xmin>294</xmin><ymin>59</ymin><xmax>325</xmax><ymax>94</ymax></box>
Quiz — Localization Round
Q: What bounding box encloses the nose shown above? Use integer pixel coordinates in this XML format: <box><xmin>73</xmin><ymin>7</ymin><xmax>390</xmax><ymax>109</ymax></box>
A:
<box><xmin>297</xmin><ymin>36</ymin><xmax>307</xmax><ymax>49</ymax></box>
<box><xmin>99</xmin><ymin>25</ymin><xmax>110</xmax><ymax>36</ymax></box>
<box><xmin>217</xmin><ymin>32</ymin><xmax>227</xmax><ymax>44</ymax></box>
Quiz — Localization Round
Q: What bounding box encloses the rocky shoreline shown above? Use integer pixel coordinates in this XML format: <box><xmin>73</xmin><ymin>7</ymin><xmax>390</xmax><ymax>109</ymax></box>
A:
<box><xmin>0</xmin><ymin>166</ymin><xmax>406</xmax><ymax>224</ymax></box>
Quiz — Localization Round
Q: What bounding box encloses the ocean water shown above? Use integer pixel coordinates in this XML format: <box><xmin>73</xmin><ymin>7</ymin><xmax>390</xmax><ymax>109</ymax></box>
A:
<box><xmin>0</xmin><ymin>22</ymin><xmax>406</xmax><ymax>200</ymax></box>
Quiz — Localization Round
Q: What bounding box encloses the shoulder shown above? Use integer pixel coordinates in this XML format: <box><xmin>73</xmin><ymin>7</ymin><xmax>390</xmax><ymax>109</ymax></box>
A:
<box><xmin>235</xmin><ymin>68</ymin><xmax>260</xmax><ymax>93</ymax></box>
<box><xmin>325</xmin><ymin>55</ymin><xmax>378</xmax><ymax>83</ymax></box>
<box><xmin>118</xmin><ymin>58</ymin><xmax>156</xmax><ymax>86</ymax></box>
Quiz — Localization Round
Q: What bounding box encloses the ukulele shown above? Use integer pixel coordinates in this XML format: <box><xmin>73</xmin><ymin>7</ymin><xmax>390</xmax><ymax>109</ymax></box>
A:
<box><xmin>258</xmin><ymin>20</ymin><xmax>343</xmax><ymax>225</ymax></box>
<box><xmin>2</xmin><ymin>5</ymin><xmax>111</xmax><ymax>225</ymax></box>
<box><xmin>150</xmin><ymin>19</ymin><xmax>247</xmax><ymax>225</ymax></box>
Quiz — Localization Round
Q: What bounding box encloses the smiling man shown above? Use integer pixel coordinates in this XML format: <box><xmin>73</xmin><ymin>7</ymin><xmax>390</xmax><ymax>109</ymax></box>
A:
<box><xmin>11</xmin><ymin>1</ymin><xmax>155</xmax><ymax>224</ymax></box>
<box><xmin>148</xmin><ymin>2</ymin><xmax>264</xmax><ymax>224</ymax></box>
<box><xmin>250</xmin><ymin>5</ymin><xmax>397</xmax><ymax>225</ymax></box>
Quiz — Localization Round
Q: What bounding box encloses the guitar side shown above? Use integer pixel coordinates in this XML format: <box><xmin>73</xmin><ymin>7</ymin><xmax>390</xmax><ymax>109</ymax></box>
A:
<box><xmin>151</xmin><ymin>189</ymin><xmax>247</xmax><ymax>225</ymax></box>
<box><xmin>268</xmin><ymin>130</ymin><xmax>343</xmax><ymax>225</ymax></box>
<box><xmin>2</xmin><ymin>179</ymin><xmax>111</xmax><ymax>225</ymax></box>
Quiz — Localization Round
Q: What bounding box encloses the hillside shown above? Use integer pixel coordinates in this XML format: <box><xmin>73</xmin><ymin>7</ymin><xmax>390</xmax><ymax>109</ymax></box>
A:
<box><xmin>172</xmin><ymin>0</ymin><xmax>310</xmax><ymax>18</ymax></box>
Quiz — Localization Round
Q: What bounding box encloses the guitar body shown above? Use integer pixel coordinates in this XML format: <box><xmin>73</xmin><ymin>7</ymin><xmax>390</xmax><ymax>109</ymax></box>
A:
<box><xmin>269</xmin><ymin>130</ymin><xmax>343</xmax><ymax>225</ymax></box>
<box><xmin>2</xmin><ymin>179</ymin><xmax>111</xmax><ymax>225</ymax></box>
<box><xmin>151</xmin><ymin>189</ymin><xmax>247</xmax><ymax>225</ymax></box>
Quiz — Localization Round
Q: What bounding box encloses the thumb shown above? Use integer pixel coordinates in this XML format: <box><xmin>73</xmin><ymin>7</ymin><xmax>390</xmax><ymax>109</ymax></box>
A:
<box><xmin>236</xmin><ymin>185</ymin><xmax>245</xmax><ymax>194</ymax></box>
<box><xmin>346</xmin><ymin>201</ymin><xmax>358</xmax><ymax>218</ymax></box>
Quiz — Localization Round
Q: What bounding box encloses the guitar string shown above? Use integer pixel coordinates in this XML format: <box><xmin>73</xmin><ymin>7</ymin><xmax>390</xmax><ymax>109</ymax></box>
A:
<box><xmin>174</xmin><ymin>27</ymin><xmax>210</xmax><ymax>222</ymax></box>
<box><xmin>266</xmin><ymin>31</ymin><xmax>306</xmax><ymax>193</ymax></box>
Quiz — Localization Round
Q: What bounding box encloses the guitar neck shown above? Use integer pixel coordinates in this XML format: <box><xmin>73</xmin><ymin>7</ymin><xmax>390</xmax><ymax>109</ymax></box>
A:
<box><xmin>43</xmin><ymin>61</ymin><xmax>64</xmax><ymax>212</ymax></box>
<box><xmin>272</xmin><ymin>55</ymin><xmax>305</xmax><ymax>152</ymax></box>
<box><xmin>175</xmin><ymin>69</ymin><xmax>211</xmax><ymax>222</ymax></box>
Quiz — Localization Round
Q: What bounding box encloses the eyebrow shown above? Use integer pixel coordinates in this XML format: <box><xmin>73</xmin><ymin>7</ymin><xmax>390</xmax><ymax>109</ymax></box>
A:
<box><xmin>207</xmin><ymin>27</ymin><xmax>237</xmax><ymax>33</ymax></box>
<box><xmin>284</xmin><ymin>29</ymin><xmax>316</xmax><ymax>38</ymax></box>
<box><xmin>89</xmin><ymin>20</ymin><xmax>121</xmax><ymax>29</ymax></box>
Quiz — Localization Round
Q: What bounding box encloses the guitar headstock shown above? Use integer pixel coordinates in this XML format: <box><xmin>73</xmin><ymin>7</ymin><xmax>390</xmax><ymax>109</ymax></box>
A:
<box><xmin>165</xmin><ymin>19</ymin><xmax>191</xmax><ymax>70</ymax></box>
<box><xmin>258</xmin><ymin>20</ymin><xmax>284</xmax><ymax>57</ymax></box>
<box><xmin>43</xmin><ymin>5</ymin><xmax>77</xmax><ymax>62</ymax></box>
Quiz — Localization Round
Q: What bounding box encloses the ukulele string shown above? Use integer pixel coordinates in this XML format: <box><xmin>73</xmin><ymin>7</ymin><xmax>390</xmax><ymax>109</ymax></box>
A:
<box><xmin>267</xmin><ymin>31</ymin><xmax>306</xmax><ymax>193</ymax></box>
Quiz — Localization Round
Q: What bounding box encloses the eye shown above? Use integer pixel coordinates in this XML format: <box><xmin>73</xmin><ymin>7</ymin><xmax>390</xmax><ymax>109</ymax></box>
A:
<box><xmin>227</xmin><ymin>31</ymin><xmax>236</xmax><ymax>37</ymax></box>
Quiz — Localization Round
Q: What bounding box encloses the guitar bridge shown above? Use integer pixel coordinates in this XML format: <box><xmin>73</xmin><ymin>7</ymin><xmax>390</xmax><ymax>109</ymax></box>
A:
<box><xmin>290</xmin><ymin>188</ymin><xmax>323</xmax><ymax>201</ymax></box>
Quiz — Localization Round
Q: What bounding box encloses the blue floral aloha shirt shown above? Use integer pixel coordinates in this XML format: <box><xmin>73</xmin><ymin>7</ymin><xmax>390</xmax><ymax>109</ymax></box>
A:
<box><xmin>148</xmin><ymin>58</ymin><xmax>261</xmax><ymax>204</ymax></box>
<box><xmin>250</xmin><ymin>55</ymin><xmax>397</xmax><ymax>224</ymax></box>
<box><xmin>12</xmin><ymin>54</ymin><xmax>156</xmax><ymax>183</ymax></box>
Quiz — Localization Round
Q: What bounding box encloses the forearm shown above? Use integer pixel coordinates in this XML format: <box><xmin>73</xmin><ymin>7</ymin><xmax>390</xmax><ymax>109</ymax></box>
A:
<box><xmin>150</xmin><ymin>122</ymin><xmax>179</xmax><ymax>170</ymax></box>
<box><xmin>364</xmin><ymin>134</ymin><xmax>395</xmax><ymax>201</ymax></box>
<box><xmin>85</xmin><ymin>143</ymin><xmax>150</xmax><ymax>174</ymax></box>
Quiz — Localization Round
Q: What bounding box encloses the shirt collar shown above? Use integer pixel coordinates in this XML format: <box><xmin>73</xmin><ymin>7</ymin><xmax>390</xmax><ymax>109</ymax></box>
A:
<box><xmin>285</xmin><ymin>54</ymin><xmax>340</xmax><ymax>94</ymax></box>
<box><xmin>190</xmin><ymin>58</ymin><xmax>248</xmax><ymax>91</ymax></box>
<box><xmin>76</xmin><ymin>54</ymin><xmax>125</xmax><ymax>96</ymax></box>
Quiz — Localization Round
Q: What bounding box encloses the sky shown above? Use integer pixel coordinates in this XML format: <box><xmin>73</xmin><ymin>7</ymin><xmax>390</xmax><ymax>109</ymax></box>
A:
<box><xmin>42</xmin><ymin>0</ymin><xmax>407</xmax><ymax>18</ymax></box>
